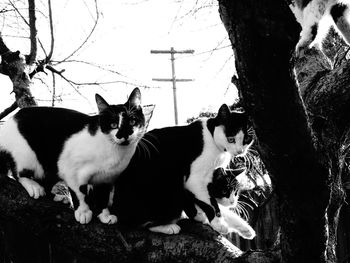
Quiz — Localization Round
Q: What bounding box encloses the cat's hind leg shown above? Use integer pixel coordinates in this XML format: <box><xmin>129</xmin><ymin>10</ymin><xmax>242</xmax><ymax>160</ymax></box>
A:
<box><xmin>331</xmin><ymin>3</ymin><xmax>350</xmax><ymax>45</ymax></box>
<box><xmin>0</xmin><ymin>150</ymin><xmax>17</xmax><ymax>178</ymax></box>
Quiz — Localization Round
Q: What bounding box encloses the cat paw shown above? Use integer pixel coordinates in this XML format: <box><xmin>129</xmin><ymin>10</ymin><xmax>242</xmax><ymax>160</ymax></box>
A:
<box><xmin>53</xmin><ymin>194</ymin><xmax>71</xmax><ymax>204</ymax></box>
<box><xmin>149</xmin><ymin>224</ymin><xmax>181</xmax><ymax>235</ymax></box>
<box><xmin>211</xmin><ymin>216</ymin><xmax>229</xmax><ymax>235</ymax></box>
<box><xmin>236</xmin><ymin>225</ymin><xmax>256</xmax><ymax>240</ymax></box>
<box><xmin>194</xmin><ymin>211</ymin><xmax>209</xmax><ymax>224</ymax></box>
<box><xmin>97</xmin><ymin>209</ymin><xmax>118</xmax><ymax>225</ymax></box>
<box><xmin>18</xmin><ymin>177</ymin><xmax>45</xmax><ymax>199</ymax></box>
<box><xmin>74</xmin><ymin>206</ymin><xmax>93</xmax><ymax>224</ymax></box>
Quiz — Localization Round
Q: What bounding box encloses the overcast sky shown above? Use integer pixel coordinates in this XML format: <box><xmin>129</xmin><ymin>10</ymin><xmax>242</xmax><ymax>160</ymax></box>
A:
<box><xmin>0</xmin><ymin>0</ymin><xmax>237</xmax><ymax>128</ymax></box>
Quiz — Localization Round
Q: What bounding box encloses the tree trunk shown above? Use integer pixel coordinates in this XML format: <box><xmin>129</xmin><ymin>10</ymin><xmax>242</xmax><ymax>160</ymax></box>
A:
<box><xmin>218</xmin><ymin>0</ymin><xmax>349</xmax><ymax>262</ymax></box>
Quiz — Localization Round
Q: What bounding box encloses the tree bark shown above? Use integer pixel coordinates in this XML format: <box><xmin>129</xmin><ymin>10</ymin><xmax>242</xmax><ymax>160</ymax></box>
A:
<box><xmin>218</xmin><ymin>0</ymin><xmax>334</xmax><ymax>262</ymax></box>
<box><xmin>0</xmin><ymin>36</ymin><xmax>37</xmax><ymax>111</ymax></box>
<box><xmin>0</xmin><ymin>176</ymin><xmax>279</xmax><ymax>263</ymax></box>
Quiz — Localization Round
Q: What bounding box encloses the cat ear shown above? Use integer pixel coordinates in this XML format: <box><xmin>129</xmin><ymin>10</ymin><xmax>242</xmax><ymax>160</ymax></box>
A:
<box><xmin>217</xmin><ymin>104</ymin><xmax>230</xmax><ymax>121</ymax></box>
<box><xmin>95</xmin><ymin>94</ymin><xmax>109</xmax><ymax>113</ymax></box>
<box><xmin>128</xmin><ymin>88</ymin><xmax>141</xmax><ymax>108</ymax></box>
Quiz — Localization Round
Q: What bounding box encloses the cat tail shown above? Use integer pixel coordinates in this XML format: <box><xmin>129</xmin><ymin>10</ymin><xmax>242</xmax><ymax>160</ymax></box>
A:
<box><xmin>0</xmin><ymin>150</ymin><xmax>17</xmax><ymax>179</ymax></box>
<box><xmin>220</xmin><ymin>205</ymin><xmax>256</xmax><ymax>240</ymax></box>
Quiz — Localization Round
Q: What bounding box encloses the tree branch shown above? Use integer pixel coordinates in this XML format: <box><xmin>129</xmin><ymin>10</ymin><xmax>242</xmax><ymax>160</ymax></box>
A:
<box><xmin>0</xmin><ymin>176</ymin><xmax>279</xmax><ymax>263</ymax></box>
<box><xmin>28</xmin><ymin>0</ymin><xmax>37</xmax><ymax>64</ymax></box>
<box><xmin>46</xmin><ymin>0</ymin><xmax>54</xmax><ymax>62</ymax></box>
<box><xmin>0</xmin><ymin>101</ymin><xmax>18</xmax><ymax>120</ymax></box>
<box><xmin>58</xmin><ymin>0</ymin><xmax>99</xmax><ymax>63</ymax></box>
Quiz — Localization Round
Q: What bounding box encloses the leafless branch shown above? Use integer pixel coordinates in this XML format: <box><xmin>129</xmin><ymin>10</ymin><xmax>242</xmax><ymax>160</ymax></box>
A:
<box><xmin>168</xmin><ymin>0</ymin><xmax>184</xmax><ymax>34</ymax></box>
<box><xmin>58</xmin><ymin>0</ymin><xmax>99</xmax><ymax>63</ymax></box>
<box><xmin>8</xmin><ymin>0</ymin><xmax>47</xmax><ymax>58</ymax></box>
<box><xmin>46</xmin><ymin>0</ymin><xmax>54</xmax><ymax>62</ymax></box>
<box><xmin>178</xmin><ymin>44</ymin><xmax>231</xmax><ymax>59</ymax></box>
<box><xmin>0</xmin><ymin>101</ymin><xmax>17</xmax><ymax>120</ymax></box>
<box><xmin>46</xmin><ymin>65</ymin><xmax>156</xmax><ymax>90</ymax></box>
<box><xmin>28</xmin><ymin>0</ymin><xmax>37</xmax><ymax>64</ymax></box>
<box><xmin>52</xmin><ymin>59</ymin><xmax>124</xmax><ymax>76</ymax></box>
<box><xmin>51</xmin><ymin>70</ymin><xmax>56</xmax><ymax>106</ymax></box>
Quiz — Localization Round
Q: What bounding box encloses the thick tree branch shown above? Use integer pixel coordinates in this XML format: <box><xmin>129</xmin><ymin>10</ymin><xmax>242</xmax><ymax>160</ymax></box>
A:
<box><xmin>0</xmin><ymin>177</ymin><xmax>280</xmax><ymax>263</ymax></box>
<box><xmin>28</xmin><ymin>0</ymin><xmax>38</xmax><ymax>65</ymax></box>
<box><xmin>28</xmin><ymin>0</ymin><xmax>38</xmax><ymax>64</ymax></box>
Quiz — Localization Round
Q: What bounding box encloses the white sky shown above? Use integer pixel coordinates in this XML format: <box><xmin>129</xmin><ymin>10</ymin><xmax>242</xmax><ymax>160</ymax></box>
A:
<box><xmin>0</xmin><ymin>0</ymin><xmax>237</xmax><ymax>129</ymax></box>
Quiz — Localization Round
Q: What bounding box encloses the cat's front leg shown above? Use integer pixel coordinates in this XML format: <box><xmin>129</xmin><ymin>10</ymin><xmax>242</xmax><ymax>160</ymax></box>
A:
<box><xmin>193</xmin><ymin>207</ymin><xmax>209</xmax><ymax>224</ymax></box>
<box><xmin>221</xmin><ymin>205</ymin><xmax>256</xmax><ymax>240</ymax></box>
<box><xmin>210</xmin><ymin>216</ymin><xmax>229</xmax><ymax>235</ymax></box>
<box><xmin>93</xmin><ymin>184</ymin><xmax>118</xmax><ymax>225</ymax></box>
<box><xmin>68</xmin><ymin>186</ymin><xmax>93</xmax><ymax>224</ymax></box>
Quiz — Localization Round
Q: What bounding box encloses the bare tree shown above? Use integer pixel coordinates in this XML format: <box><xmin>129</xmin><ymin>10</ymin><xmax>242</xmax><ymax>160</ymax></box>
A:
<box><xmin>0</xmin><ymin>0</ymin><xmax>153</xmax><ymax>119</ymax></box>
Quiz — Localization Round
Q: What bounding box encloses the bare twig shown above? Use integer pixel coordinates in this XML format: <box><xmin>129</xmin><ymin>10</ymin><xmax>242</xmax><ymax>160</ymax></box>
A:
<box><xmin>46</xmin><ymin>64</ymin><xmax>156</xmax><ymax>89</ymax></box>
<box><xmin>51</xmin><ymin>70</ymin><xmax>56</xmax><ymax>106</ymax></box>
<box><xmin>52</xmin><ymin>60</ymin><xmax>123</xmax><ymax>76</ymax></box>
<box><xmin>8</xmin><ymin>0</ymin><xmax>47</xmax><ymax>58</ymax></box>
<box><xmin>58</xmin><ymin>0</ymin><xmax>99</xmax><ymax>63</ymax></box>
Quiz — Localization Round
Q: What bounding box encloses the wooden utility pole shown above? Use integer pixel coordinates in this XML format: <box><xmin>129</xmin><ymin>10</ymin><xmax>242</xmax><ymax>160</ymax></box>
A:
<box><xmin>151</xmin><ymin>47</ymin><xmax>194</xmax><ymax>125</ymax></box>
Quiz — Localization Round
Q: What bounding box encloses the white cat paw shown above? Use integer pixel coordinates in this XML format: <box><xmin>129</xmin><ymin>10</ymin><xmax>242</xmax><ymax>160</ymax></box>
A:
<box><xmin>18</xmin><ymin>177</ymin><xmax>45</xmax><ymax>199</ymax></box>
<box><xmin>74</xmin><ymin>206</ymin><xmax>93</xmax><ymax>224</ymax></box>
<box><xmin>211</xmin><ymin>216</ymin><xmax>229</xmax><ymax>235</ymax></box>
<box><xmin>236</xmin><ymin>225</ymin><xmax>256</xmax><ymax>240</ymax></box>
<box><xmin>194</xmin><ymin>211</ymin><xmax>209</xmax><ymax>224</ymax></box>
<box><xmin>97</xmin><ymin>209</ymin><xmax>118</xmax><ymax>224</ymax></box>
<box><xmin>149</xmin><ymin>224</ymin><xmax>181</xmax><ymax>235</ymax></box>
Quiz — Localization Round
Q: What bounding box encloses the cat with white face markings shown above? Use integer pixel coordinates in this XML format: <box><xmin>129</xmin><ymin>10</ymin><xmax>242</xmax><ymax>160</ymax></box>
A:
<box><xmin>0</xmin><ymin>88</ymin><xmax>146</xmax><ymax>224</ymax></box>
<box><xmin>113</xmin><ymin>104</ymin><xmax>254</xmax><ymax>235</ymax></box>
<box><xmin>290</xmin><ymin>0</ymin><xmax>350</xmax><ymax>54</ymax></box>
<box><xmin>184</xmin><ymin>167</ymin><xmax>256</xmax><ymax>240</ymax></box>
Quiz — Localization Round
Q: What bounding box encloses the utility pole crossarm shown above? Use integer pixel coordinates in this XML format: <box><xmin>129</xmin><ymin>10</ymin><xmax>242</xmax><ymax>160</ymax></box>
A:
<box><xmin>152</xmin><ymin>78</ymin><xmax>194</xmax><ymax>82</ymax></box>
<box><xmin>151</xmin><ymin>49</ymin><xmax>194</xmax><ymax>54</ymax></box>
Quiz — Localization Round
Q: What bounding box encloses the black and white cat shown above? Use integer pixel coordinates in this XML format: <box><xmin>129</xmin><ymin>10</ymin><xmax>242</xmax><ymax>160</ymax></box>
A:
<box><xmin>184</xmin><ymin>167</ymin><xmax>256</xmax><ymax>239</ymax></box>
<box><xmin>290</xmin><ymin>0</ymin><xmax>350</xmax><ymax>54</ymax></box>
<box><xmin>113</xmin><ymin>104</ymin><xmax>254</xmax><ymax>235</ymax></box>
<box><xmin>0</xmin><ymin>88</ymin><xmax>146</xmax><ymax>224</ymax></box>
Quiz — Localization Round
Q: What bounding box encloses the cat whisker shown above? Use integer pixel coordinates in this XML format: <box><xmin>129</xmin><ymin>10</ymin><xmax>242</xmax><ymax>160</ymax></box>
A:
<box><xmin>140</xmin><ymin>137</ymin><xmax>159</xmax><ymax>153</ymax></box>
<box><xmin>236</xmin><ymin>202</ymin><xmax>250</xmax><ymax>221</ymax></box>
<box><xmin>238</xmin><ymin>199</ymin><xmax>256</xmax><ymax>210</ymax></box>
<box><xmin>137</xmin><ymin>140</ymin><xmax>151</xmax><ymax>159</ymax></box>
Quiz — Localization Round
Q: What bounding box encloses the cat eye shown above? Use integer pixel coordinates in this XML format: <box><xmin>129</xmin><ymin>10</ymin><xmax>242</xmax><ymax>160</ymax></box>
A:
<box><xmin>111</xmin><ymin>123</ymin><xmax>118</xmax><ymax>129</ymax></box>
<box><xmin>129</xmin><ymin>119</ymin><xmax>136</xmax><ymax>126</ymax></box>
<box><xmin>227</xmin><ymin>137</ymin><xmax>235</xmax><ymax>143</ymax></box>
